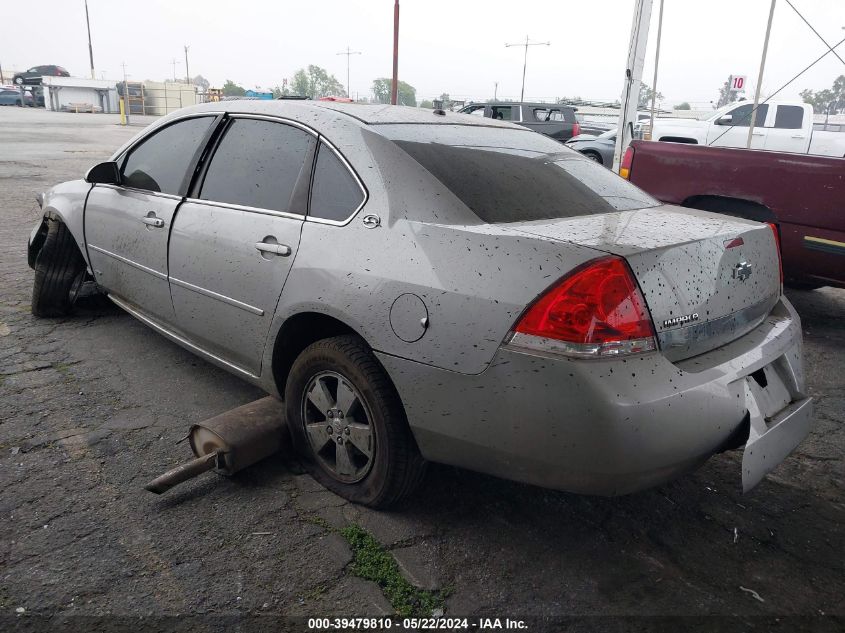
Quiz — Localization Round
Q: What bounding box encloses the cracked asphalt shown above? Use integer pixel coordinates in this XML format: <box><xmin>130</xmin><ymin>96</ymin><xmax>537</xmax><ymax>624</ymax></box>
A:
<box><xmin>1</xmin><ymin>108</ymin><xmax>843</xmax><ymax>631</ymax></box>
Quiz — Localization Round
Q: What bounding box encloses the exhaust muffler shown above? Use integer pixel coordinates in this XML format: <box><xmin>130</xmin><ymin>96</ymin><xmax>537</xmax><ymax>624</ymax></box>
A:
<box><xmin>145</xmin><ymin>396</ymin><xmax>287</xmax><ymax>494</ymax></box>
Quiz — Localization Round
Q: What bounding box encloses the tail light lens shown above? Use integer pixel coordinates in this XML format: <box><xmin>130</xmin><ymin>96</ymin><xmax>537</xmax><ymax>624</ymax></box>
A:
<box><xmin>768</xmin><ymin>222</ymin><xmax>783</xmax><ymax>286</ymax></box>
<box><xmin>572</xmin><ymin>122</ymin><xmax>581</xmax><ymax>137</ymax></box>
<box><xmin>506</xmin><ymin>256</ymin><xmax>657</xmax><ymax>358</ymax></box>
<box><xmin>619</xmin><ymin>146</ymin><xmax>634</xmax><ymax>179</ymax></box>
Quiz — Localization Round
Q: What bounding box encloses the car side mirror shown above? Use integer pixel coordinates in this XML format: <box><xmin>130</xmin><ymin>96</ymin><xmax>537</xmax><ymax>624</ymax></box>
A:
<box><xmin>717</xmin><ymin>114</ymin><xmax>733</xmax><ymax>125</ymax></box>
<box><xmin>85</xmin><ymin>161</ymin><xmax>121</xmax><ymax>185</ymax></box>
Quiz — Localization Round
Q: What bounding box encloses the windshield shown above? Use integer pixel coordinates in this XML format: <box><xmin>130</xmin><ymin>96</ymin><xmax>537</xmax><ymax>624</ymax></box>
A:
<box><xmin>380</xmin><ymin>124</ymin><xmax>658</xmax><ymax>224</ymax></box>
<box><xmin>597</xmin><ymin>129</ymin><xmax>617</xmax><ymax>139</ymax></box>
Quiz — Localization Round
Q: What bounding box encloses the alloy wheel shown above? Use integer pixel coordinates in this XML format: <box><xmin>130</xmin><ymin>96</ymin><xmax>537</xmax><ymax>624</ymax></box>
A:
<box><xmin>301</xmin><ymin>371</ymin><xmax>376</xmax><ymax>484</ymax></box>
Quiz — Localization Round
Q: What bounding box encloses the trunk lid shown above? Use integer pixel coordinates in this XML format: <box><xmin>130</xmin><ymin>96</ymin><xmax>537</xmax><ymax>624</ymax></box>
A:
<box><xmin>512</xmin><ymin>205</ymin><xmax>781</xmax><ymax>361</ymax></box>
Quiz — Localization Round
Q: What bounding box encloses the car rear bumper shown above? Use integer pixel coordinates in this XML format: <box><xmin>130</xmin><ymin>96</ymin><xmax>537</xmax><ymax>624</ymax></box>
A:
<box><xmin>377</xmin><ymin>296</ymin><xmax>812</xmax><ymax>495</ymax></box>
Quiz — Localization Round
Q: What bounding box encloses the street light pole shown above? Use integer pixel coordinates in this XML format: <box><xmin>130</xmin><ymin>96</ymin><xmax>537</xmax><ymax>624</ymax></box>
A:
<box><xmin>747</xmin><ymin>0</ymin><xmax>777</xmax><ymax>148</ymax></box>
<box><xmin>391</xmin><ymin>0</ymin><xmax>400</xmax><ymax>105</ymax></box>
<box><xmin>505</xmin><ymin>35</ymin><xmax>550</xmax><ymax>103</ymax></box>
<box><xmin>336</xmin><ymin>46</ymin><xmax>362</xmax><ymax>99</ymax></box>
<box><xmin>184</xmin><ymin>45</ymin><xmax>190</xmax><ymax>84</ymax></box>
<box><xmin>85</xmin><ymin>0</ymin><xmax>95</xmax><ymax>79</ymax></box>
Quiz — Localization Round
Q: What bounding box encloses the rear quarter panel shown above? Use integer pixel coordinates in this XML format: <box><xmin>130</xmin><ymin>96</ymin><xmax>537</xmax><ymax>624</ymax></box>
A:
<box><xmin>628</xmin><ymin>141</ymin><xmax>845</xmax><ymax>288</ymax></box>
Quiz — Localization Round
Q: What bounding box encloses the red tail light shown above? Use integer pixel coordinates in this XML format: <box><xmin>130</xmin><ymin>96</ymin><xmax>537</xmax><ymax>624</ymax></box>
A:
<box><xmin>768</xmin><ymin>223</ymin><xmax>783</xmax><ymax>285</ymax></box>
<box><xmin>508</xmin><ymin>256</ymin><xmax>657</xmax><ymax>358</ymax></box>
<box><xmin>572</xmin><ymin>122</ymin><xmax>581</xmax><ymax>137</ymax></box>
<box><xmin>620</xmin><ymin>146</ymin><xmax>634</xmax><ymax>179</ymax></box>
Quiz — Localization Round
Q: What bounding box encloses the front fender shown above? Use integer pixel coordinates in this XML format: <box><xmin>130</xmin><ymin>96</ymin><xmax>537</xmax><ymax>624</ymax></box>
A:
<box><xmin>35</xmin><ymin>180</ymin><xmax>93</xmax><ymax>269</ymax></box>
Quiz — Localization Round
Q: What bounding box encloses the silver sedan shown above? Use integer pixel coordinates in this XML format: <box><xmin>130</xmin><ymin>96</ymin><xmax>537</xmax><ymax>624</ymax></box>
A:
<box><xmin>28</xmin><ymin>101</ymin><xmax>813</xmax><ymax>507</ymax></box>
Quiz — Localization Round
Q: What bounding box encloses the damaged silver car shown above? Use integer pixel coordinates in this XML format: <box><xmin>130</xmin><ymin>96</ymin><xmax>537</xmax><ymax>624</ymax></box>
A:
<box><xmin>28</xmin><ymin>101</ymin><xmax>813</xmax><ymax>507</ymax></box>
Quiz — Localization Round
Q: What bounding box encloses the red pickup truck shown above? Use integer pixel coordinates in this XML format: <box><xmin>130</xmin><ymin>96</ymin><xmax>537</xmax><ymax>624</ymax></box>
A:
<box><xmin>622</xmin><ymin>140</ymin><xmax>845</xmax><ymax>289</ymax></box>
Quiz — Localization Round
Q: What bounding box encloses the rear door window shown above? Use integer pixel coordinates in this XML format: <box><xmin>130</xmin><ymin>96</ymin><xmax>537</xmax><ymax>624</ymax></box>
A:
<box><xmin>383</xmin><ymin>125</ymin><xmax>658</xmax><ymax>223</ymax></box>
<box><xmin>773</xmin><ymin>105</ymin><xmax>804</xmax><ymax>130</ymax></box>
<box><xmin>121</xmin><ymin>116</ymin><xmax>214</xmax><ymax>195</ymax></box>
<box><xmin>199</xmin><ymin>118</ymin><xmax>314</xmax><ymax>212</ymax></box>
<box><xmin>309</xmin><ymin>143</ymin><xmax>366</xmax><ymax>222</ymax></box>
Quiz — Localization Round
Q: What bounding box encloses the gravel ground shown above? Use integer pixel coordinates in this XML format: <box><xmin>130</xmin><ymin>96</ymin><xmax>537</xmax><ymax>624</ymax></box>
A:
<box><xmin>1</xmin><ymin>108</ymin><xmax>843</xmax><ymax>632</ymax></box>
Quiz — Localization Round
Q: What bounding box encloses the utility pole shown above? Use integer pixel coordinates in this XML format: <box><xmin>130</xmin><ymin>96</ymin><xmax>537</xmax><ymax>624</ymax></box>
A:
<box><xmin>336</xmin><ymin>46</ymin><xmax>361</xmax><ymax>99</ymax></box>
<box><xmin>747</xmin><ymin>0</ymin><xmax>777</xmax><ymax>148</ymax></box>
<box><xmin>171</xmin><ymin>58</ymin><xmax>181</xmax><ymax>82</ymax></box>
<box><xmin>648</xmin><ymin>0</ymin><xmax>665</xmax><ymax>140</ymax></box>
<box><xmin>121</xmin><ymin>62</ymin><xmax>130</xmax><ymax>125</ymax></box>
<box><xmin>391</xmin><ymin>0</ymin><xmax>400</xmax><ymax>105</ymax></box>
<box><xmin>494</xmin><ymin>81</ymin><xmax>498</xmax><ymax>101</ymax></box>
<box><xmin>505</xmin><ymin>35</ymin><xmax>550</xmax><ymax>103</ymax></box>
<box><xmin>612</xmin><ymin>0</ymin><xmax>653</xmax><ymax>172</ymax></box>
<box><xmin>85</xmin><ymin>0</ymin><xmax>95</xmax><ymax>79</ymax></box>
<box><xmin>184</xmin><ymin>45</ymin><xmax>190</xmax><ymax>84</ymax></box>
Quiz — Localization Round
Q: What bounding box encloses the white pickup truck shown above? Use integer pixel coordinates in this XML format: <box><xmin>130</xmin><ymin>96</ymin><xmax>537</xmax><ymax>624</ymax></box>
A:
<box><xmin>650</xmin><ymin>101</ymin><xmax>845</xmax><ymax>157</ymax></box>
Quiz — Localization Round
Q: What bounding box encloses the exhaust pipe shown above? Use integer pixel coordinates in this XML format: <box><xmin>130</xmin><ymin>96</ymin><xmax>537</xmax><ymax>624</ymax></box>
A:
<box><xmin>145</xmin><ymin>396</ymin><xmax>287</xmax><ymax>494</ymax></box>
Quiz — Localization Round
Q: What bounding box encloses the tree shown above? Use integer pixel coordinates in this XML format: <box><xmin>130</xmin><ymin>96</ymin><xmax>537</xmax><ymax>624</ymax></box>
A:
<box><xmin>800</xmin><ymin>76</ymin><xmax>845</xmax><ymax>114</ymax></box>
<box><xmin>419</xmin><ymin>99</ymin><xmax>434</xmax><ymax>109</ymax></box>
<box><xmin>675</xmin><ymin>102</ymin><xmax>691</xmax><ymax>110</ymax></box>
<box><xmin>192</xmin><ymin>75</ymin><xmax>210</xmax><ymax>90</ymax></box>
<box><xmin>289</xmin><ymin>65</ymin><xmax>345</xmax><ymax>99</ymax></box>
<box><xmin>638</xmin><ymin>83</ymin><xmax>663</xmax><ymax>109</ymax></box>
<box><xmin>715</xmin><ymin>76</ymin><xmax>740</xmax><ymax>108</ymax></box>
<box><xmin>371</xmin><ymin>78</ymin><xmax>417</xmax><ymax>106</ymax></box>
<box><xmin>222</xmin><ymin>79</ymin><xmax>245</xmax><ymax>96</ymax></box>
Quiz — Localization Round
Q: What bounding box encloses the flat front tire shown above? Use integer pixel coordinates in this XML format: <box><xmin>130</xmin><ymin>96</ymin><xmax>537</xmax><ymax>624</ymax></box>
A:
<box><xmin>31</xmin><ymin>220</ymin><xmax>86</xmax><ymax>317</ymax></box>
<box><xmin>285</xmin><ymin>335</ymin><xmax>426</xmax><ymax>508</ymax></box>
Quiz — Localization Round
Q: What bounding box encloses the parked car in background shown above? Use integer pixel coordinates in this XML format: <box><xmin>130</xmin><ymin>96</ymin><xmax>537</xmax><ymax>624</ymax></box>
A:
<box><xmin>28</xmin><ymin>101</ymin><xmax>811</xmax><ymax>507</ymax></box>
<box><xmin>565</xmin><ymin>128</ymin><xmax>617</xmax><ymax>166</ymax></box>
<box><xmin>0</xmin><ymin>89</ymin><xmax>34</xmax><ymax>106</ymax></box>
<box><xmin>649</xmin><ymin>101</ymin><xmax>845</xmax><ymax>157</ymax></box>
<box><xmin>459</xmin><ymin>102</ymin><xmax>580</xmax><ymax>142</ymax></box>
<box><xmin>13</xmin><ymin>65</ymin><xmax>70</xmax><ymax>86</ymax></box>
<box><xmin>623</xmin><ymin>140</ymin><xmax>845</xmax><ymax>289</ymax></box>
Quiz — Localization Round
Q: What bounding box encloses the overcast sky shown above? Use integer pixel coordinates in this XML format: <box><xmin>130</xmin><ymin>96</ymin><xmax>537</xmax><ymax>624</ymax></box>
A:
<box><xmin>3</xmin><ymin>1</ymin><xmax>845</xmax><ymax>107</ymax></box>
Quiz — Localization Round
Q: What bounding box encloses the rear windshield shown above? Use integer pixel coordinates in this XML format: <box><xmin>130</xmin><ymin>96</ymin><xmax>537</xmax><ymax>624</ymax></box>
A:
<box><xmin>381</xmin><ymin>125</ymin><xmax>657</xmax><ymax>223</ymax></box>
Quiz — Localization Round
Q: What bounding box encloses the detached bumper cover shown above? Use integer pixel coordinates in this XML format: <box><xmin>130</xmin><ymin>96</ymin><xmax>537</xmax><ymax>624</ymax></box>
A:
<box><xmin>743</xmin><ymin>396</ymin><xmax>813</xmax><ymax>492</ymax></box>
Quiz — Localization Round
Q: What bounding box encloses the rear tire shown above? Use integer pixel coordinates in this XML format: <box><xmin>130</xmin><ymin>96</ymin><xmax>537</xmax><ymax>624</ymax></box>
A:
<box><xmin>31</xmin><ymin>220</ymin><xmax>86</xmax><ymax>317</ymax></box>
<box><xmin>285</xmin><ymin>335</ymin><xmax>426</xmax><ymax>508</ymax></box>
<box><xmin>582</xmin><ymin>150</ymin><xmax>603</xmax><ymax>164</ymax></box>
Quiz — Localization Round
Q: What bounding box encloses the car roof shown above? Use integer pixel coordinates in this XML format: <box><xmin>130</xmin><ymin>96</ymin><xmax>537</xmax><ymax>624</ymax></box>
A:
<box><xmin>174</xmin><ymin>99</ymin><xmax>523</xmax><ymax>130</ymax></box>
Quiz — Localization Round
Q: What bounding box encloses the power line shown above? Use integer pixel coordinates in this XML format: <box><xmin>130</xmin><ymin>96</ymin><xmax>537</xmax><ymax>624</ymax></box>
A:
<box><xmin>784</xmin><ymin>0</ymin><xmax>845</xmax><ymax>67</ymax></box>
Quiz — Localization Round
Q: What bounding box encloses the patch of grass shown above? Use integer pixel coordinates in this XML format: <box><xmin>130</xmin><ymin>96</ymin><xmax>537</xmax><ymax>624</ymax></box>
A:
<box><xmin>305</xmin><ymin>515</ymin><xmax>332</xmax><ymax>531</ymax></box>
<box><xmin>340</xmin><ymin>524</ymin><xmax>447</xmax><ymax>617</ymax></box>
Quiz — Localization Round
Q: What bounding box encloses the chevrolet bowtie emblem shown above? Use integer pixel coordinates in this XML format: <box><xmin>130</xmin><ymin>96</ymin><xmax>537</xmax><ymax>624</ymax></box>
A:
<box><xmin>733</xmin><ymin>261</ymin><xmax>753</xmax><ymax>282</ymax></box>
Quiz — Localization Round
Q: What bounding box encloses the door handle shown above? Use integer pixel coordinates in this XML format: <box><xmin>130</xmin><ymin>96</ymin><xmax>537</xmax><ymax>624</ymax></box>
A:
<box><xmin>791</xmin><ymin>135</ymin><xmax>806</xmax><ymax>139</ymax></box>
<box><xmin>752</xmin><ymin>131</ymin><xmax>765</xmax><ymax>136</ymax></box>
<box><xmin>141</xmin><ymin>216</ymin><xmax>165</xmax><ymax>228</ymax></box>
<box><xmin>255</xmin><ymin>242</ymin><xmax>292</xmax><ymax>257</ymax></box>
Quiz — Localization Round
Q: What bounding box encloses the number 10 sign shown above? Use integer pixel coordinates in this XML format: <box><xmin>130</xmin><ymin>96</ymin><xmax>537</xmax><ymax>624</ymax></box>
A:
<box><xmin>729</xmin><ymin>75</ymin><xmax>747</xmax><ymax>93</ymax></box>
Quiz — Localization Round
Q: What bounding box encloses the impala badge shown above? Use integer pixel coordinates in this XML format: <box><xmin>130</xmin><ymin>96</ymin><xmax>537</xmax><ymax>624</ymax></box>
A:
<box><xmin>663</xmin><ymin>313</ymin><xmax>700</xmax><ymax>328</ymax></box>
<box><xmin>733</xmin><ymin>261</ymin><xmax>753</xmax><ymax>282</ymax></box>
